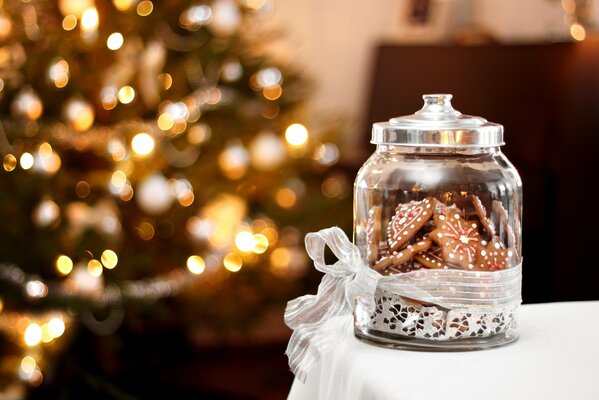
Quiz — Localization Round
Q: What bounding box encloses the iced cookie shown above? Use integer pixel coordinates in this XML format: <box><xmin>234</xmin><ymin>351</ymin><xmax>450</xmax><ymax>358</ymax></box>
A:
<box><xmin>373</xmin><ymin>238</ymin><xmax>432</xmax><ymax>272</ymax></box>
<box><xmin>475</xmin><ymin>236</ymin><xmax>513</xmax><ymax>271</ymax></box>
<box><xmin>429</xmin><ymin>211</ymin><xmax>482</xmax><ymax>270</ymax></box>
<box><xmin>471</xmin><ymin>195</ymin><xmax>495</xmax><ymax>237</ymax></box>
<box><xmin>387</xmin><ymin>198</ymin><xmax>434</xmax><ymax>252</ymax></box>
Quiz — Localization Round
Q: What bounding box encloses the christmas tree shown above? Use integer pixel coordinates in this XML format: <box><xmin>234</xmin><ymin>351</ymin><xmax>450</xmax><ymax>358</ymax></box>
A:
<box><xmin>0</xmin><ymin>0</ymin><xmax>351</xmax><ymax>395</ymax></box>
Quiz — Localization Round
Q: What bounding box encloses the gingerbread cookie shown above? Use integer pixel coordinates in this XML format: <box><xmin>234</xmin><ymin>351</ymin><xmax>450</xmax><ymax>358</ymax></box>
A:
<box><xmin>475</xmin><ymin>236</ymin><xmax>513</xmax><ymax>271</ymax></box>
<box><xmin>471</xmin><ymin>195</ymin><xmax>495</xmax><ymax>237</ymax></box>
<box><xmin>414</xmin><ymin>251</ymin><xmax>449</xmax><ymax>270</ymax></box>
<box><xmin>373</xmin><ymin>238</ymin><xmax>432</xmax><ymax>272</ymax></box>
<box><xmin>492</xmin><ymin>200</ymin><xmax>518</xmax><ymax>260</ymax></box>
<box><xmin>429</xmin><ymin>211</ymin><xmax>482</xmax><ymax>269</ymax></box>
<box><xmin>387</xmin><ymin>198</ymin><xmax>434</xmax><ymax>252</ymax></box>
<box><xmin>366</xmin><ymin>206</ymin><xmax>382</xmax><ymax>265</ymax></box>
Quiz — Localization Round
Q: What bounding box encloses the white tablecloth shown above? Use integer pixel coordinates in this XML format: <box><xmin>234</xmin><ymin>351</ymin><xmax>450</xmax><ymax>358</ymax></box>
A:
<box><xmin>288</xmin><ymin>301</ymin><xmax>599</xmax><ymax>400</ymax></box>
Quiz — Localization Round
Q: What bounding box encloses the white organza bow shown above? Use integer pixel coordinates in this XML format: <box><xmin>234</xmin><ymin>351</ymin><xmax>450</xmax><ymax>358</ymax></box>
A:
<box><xmin>284</xmin><ymin>227</ymin><xmax>381</xmax><ymax>383</ymax></box>
<box><xmin>284</xmin><ymin>227</ymin><xmax>522</xmax><ymax>382</ymax></box>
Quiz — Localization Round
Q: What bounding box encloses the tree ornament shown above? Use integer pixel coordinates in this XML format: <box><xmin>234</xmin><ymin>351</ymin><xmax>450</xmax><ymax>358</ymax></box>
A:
<box><xmin>209</xmin><ymin>0</ymin><xmax>241</xmax><ymax>36</ymax></box>
<box><xmin>33</xmin><ymin>198</ymin><xmax>60</xmax><ymax>227</ymax></box>
<box><xmin>249</xmin><ymin>131</ymin><xmax>286</xmax><ymax>171</ymax></box>
<box><xmin>136</xmin><ymin>174</ymin><xmax>174</xmax><ymax>215</ymax></box>
<box><xmin>11</xmin><ymin>87</ymin><xmax>43</xmax><ymax>120</ymax></box>
<box><xmin>64</xmin><ymin>98</ymin><xmax>95</xmax><ymax>131</ymax></box>
<box><xmin>218</xmin><ymin>141</ymin><xmax>249</xmax><ymax>179</ymax></box>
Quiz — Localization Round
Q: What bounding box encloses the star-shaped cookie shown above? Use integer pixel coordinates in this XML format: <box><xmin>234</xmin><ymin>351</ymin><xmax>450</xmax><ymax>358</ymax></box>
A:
<box><xmin>429</xmin><ymin>210</ymin><xmax>482</xmax><ymax>270</ymax></box>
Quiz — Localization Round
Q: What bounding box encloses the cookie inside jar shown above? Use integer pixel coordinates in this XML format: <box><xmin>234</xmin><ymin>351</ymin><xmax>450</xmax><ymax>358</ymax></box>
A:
<box><xmin>365</xmin><ymin>194</ymin><xmax>520</xmax><ymax>276</ymax></box>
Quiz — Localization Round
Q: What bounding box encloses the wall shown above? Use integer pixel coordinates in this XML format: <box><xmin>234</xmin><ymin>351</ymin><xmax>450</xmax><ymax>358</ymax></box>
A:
<box><xmin>268</xmin><ymin>0</ymin><xmax>595</xmax><ymax>144</ymax></box>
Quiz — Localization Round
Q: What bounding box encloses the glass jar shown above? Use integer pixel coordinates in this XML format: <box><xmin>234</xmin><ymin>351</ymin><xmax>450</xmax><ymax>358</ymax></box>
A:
<box><xmin>353</xmin><ymin>94</ymin><xmax>522</xmax><ymax>350</ymax></box>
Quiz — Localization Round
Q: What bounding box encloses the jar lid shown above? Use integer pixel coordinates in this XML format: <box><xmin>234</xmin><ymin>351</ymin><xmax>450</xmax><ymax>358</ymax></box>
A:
<box><xmin>371</xmin><ymin>94</ymin><xmax>504</xmax><ymax>147</ymax></box>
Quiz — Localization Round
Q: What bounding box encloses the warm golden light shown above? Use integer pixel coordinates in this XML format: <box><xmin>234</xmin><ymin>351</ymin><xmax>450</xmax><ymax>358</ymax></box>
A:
<box><xmin>21</xmin><ymin>356</ymin><xmax>36</xmax><ymax>374</ymax></box>
<box><xmin>186</xmin><ymin>255</ymin><xmax>205</xmax><ymax>274</ymax></box>
<box><xmin>56</xmin><ymin>255</ymin><xmax>74</xmax><ymax>275</ymax></box>
<box><xmin>80</xmin><ymin>8</ymin><xmax>99</xmax><ymax>31</ymax></box>
<box><xmin>285</xmin><ymin>123</ymin><xmax>308</xmax><ymax>147</ymax></box>
<box><xmin>158</xmin><ymin>73</ymin><xmax>173</xmax><ymax>90</ymax></box>
<box><xmin>66</xmin><ymin>100</ymin><xmax>94</xmax><ymax>131</ymax></box>
<box><xmin>101</xmin><ymin>249</ymin><xmax>118</xmax><ymax>269</ymax></box>
<box><xmin>111</xmin><ymin>170</ymin><xmax>127</xmax><ymax>188</ymax></box>
<box><xmin>87</xmin><ymin>259</ymin><xmax>103</xmax><ymax>277</ymax></box>
<box><xmin>252</xmin><ymin>234</ymin><xmax>269</xmax><ymax>254</ymax></box>
<box><xmin>138</xmin><ymin>221</ymin><xmax>155</xmax><ymax>240</ymax></box>
<box><xmin>270</xmin><ymin>247</ymin><xmax>291</xmax><ymax>270</ymax></box>
<box><xmin>178</xmin><ymin>190</ymin><xmax>195</xmax><ymax>207</ymax></box>
<box><xmin>131</xmin><ymin>133</ymin><xmax>155</xmax><ymax>156</ymax></box>
<box><xmin>570</xmin><ymin>23</ymin><xmax>586</xmax><ymax>41</ymax></box>
<box><xmin>62</xmin><ymin>15</ymin><xmax>77</xmax><ymax>30</ymax></box>
<box><xmin>243</xmin><ymin>0</ymin><xmax>268</xmax><ymax>10</ymax></box>
<box><xmin>49</xmin><ymin>59</ymin><xmax>69</xmax><ymax>88</ymax></box>
<box><xmin>24</xmin><ymin>323</ymin><xmax>42</xmax><ymax>346</ymax></box>
<box><xmin>41</xmin><ymin>323</ymin><xmax>54</xmax><ymax>343</ymax></box>
<box><xmin>113</xmin><ymin>0</ymin><xmax>135</xmax><ymax>11</ymax></box>
<box><xmin>20</xmin><ymin>152</ymin><xmax>34</xmax><ymax>170</ymax></box>
<box><xmin>263</xmin><ymin>84</ymin><xmax>282</xmax><ymax>100</ymax></box>
<box><xmin>107</xmin><ymin>32</ymin><xmax>124</xmax><ymax>50</ymax></box>
<box><xmin>3</xmin><ymin>154</ymin><xmax>17</xmax><ymax>171</ymax></box>
<box><xmin>275</xmin><ymin>188</ymin><xmax>297</xmax><ymax>208</ymax></box>
<box><xmin>48</xmin><ymin>317</ymin><xmax>65</xmax><ymax>338</ymax></box>
<box><xmin>118</xmin><ymin>86</ymin><xmax>135</xmax><ymax>104</ymax></box>
<box><xmin>223</xmin><ymin>253</ymin><xmax>243</xmax><ymax>272</ymax></box>
<box><xmin>157</xmin><ymin>113</ymin><xmax>174</xmax><ymax>130</ymax></box>
<box><xmin>235</xmin><ymin>231</ymin><xmax>256</xmax><ymax>252</ymax></box>
<box><xmin>137</xmin><ymin>0</ymin><xmax>154</xmax><ymax>16</ymax></box>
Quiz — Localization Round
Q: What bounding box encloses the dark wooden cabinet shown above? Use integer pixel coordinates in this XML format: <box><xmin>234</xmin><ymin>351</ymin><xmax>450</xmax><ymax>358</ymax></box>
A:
<box><xmin>363</xmin><ymin>42</ymin><xmax>599</xmax><ymax>302</ymax></box>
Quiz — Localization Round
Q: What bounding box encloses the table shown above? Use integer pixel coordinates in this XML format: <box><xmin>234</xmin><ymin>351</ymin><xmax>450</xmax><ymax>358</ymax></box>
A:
<box><xmin>288</xmin><ymin>301</ymin><xmax>599</xmax><ymax>400</ymax></box>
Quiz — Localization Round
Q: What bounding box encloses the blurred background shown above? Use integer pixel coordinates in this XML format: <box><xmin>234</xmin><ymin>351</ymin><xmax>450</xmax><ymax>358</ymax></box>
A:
<box><xmin>0</xmin><ymin>0</ymin><xmax>598</xmax><ymax>398</ymax></box>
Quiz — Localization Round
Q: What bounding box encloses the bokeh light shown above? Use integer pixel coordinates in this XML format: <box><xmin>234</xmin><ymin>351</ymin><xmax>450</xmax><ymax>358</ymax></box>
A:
<box><xmin>20</xmin><ymin>153</ymin><xmax>34</xmax><ymax>170</ymax></box>
<box><xmin>118</xmin><ymin>86</ymin><xmax>135</xmax><ymax>104</ymax></box>
<box><xmin>131</xmin><ymin>133</ymin><xmax>155</xmax><ymax>156</ymax></box>
<box><xmin>186</xmin><ymin>255</ymin><xmax>206</xmax><ymax>274</ymax></box>
<box><xmin>101</xmin><ymin>249</ymin><xmax>118</xmax><ymax>269</ymax></box>
<box><xmin>56</xmin><ymin>255</ymin><xmax>74</xmax><ymax>275</ymax></box>
<box><xmin>235</xmin><ymin>231</ymin><xmax>256</xmax><ymax>252</ymax></box>
<box><xmin>285</xmin><ymin>123</ymin><xmax>308</xmax><ymax>147</ymax></box>
<box><xmin>80</xmin><ymin>8</ymin><xmax>99</xmax><ymax>31</ymax></box>
<box><xmin>107</xmin><ymin>32</ymin><xmax>124</xmax><ymax>50</ymax></box>
<box><xmin>24</xmin><ymin>323</ymin><xmax>42</xmax><ymax>346</ymax></box>
<box><xmin>223</xmin><ymin>253</ymin><xmax>242</xmax><ymax>272</ymax></box>
<box><xmin>87</xmin><ymin>259</ymin><xmax>103</xmax><ymax>277</ymax></box>
<box><xmin>137</xmin><ymin>1</ymin><xmax>154</xmax><ymax>16</ymax></box>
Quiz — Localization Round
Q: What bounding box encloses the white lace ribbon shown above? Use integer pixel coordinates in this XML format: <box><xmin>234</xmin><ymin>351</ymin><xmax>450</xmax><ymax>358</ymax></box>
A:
<box><xmin>285</xmin><ymin>227</ymin><xmax>522</xmax><ymax>382</ymax></box>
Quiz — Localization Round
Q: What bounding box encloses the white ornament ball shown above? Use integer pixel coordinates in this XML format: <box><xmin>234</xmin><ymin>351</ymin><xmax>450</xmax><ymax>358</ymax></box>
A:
<box><xmin>70</xmin><ymin>265</ymin><xmax>103</xmax><ymax>296</ymax></box>
<box><xmin>136</xmin><ymin>174</ymin><xmax>174</xmax><ymax>215</ymax></box>
<box><xmin>218</xmin><ymin>141</ymin><xmax>249</xmax><ymax>179</ymax></box>
<box><xmin>33</xmin><ymin>198</ymin><xmax>60</xmax><ymax>227</ymax></box>
<box><xmin>64</xmin><ymin>98</ymin><xmax>95</xmax><ymax>131</ymax></box>
<box><xmin>209</xmin><ymin>0</ymin><xmax>241</xmax><ymax>36</ymax></box>
<box><xmin>249</xmin><ymin>132</ymin><xmax>286</xmax><ymax>171</ymax></box>
<box><xmin>11</xmin><ymin>88</ymin><xmax>43</xmax><ymax>121</ymax></box>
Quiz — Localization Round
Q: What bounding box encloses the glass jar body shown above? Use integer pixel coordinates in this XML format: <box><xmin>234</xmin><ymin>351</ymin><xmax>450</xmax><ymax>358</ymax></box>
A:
<box><xmin>353</xmin><ymin>145</ymin><xmax>522</xmax><ymax>350</ymax></box>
